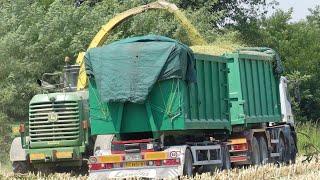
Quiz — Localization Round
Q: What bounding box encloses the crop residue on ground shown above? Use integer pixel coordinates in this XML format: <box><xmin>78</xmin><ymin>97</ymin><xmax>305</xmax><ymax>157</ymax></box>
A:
<box><xmin>0</xmin><ymin>156</ymin><xmax>319</xmax><ymax>180</ymax></box>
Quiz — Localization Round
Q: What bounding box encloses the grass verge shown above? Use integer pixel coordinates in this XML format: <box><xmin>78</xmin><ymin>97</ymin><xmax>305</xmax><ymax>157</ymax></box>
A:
<box><xmin>296</xmin><ymin>122</ymin><xmax>320</xmax><ymax>156</ymax></box>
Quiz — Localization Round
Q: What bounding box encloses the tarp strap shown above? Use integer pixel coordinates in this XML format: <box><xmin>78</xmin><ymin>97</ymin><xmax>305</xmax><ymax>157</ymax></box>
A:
<box><xmin>90</xmin><ymin>82</ymin><xmax>109</xmax><ymax>120</ymax></box>
<box><xmin>168</xmin><ymin>80</ymin><xmax>182</xmax><ymax>121</ymax></box>
<box><xmin>165</xmin><ymin>80</ymin><xmax>176</xmax><ymax>115</ymax></box>
<box><xmin>146</xmin><ymin>101</ymin><xmax>161</xmax><ymax>137</ymax></box>
<box><xmin>166</xmin><ymin>79</ymin><xmax>179</xmax><ymax>117</ymax></box>
<box><xmin>151</xmin><ymin>80</ymin><xmax>182</xmax><ymax>121</ymax></box>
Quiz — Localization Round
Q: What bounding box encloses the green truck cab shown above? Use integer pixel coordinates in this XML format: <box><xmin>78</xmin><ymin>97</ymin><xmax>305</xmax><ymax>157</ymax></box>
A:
<box><xmin>10</xmin><ymin>62</ymin><xmax>91</xmax><ymax>173</ymax></box>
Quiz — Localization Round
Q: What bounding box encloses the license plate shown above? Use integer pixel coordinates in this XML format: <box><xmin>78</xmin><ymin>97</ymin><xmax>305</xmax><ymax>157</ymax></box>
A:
<box><xmin>125</xmin><ymin>153</ymin><xmax>141</xmax><ymax>161</ymax></box>
<box><xmin>125</xmin><ymin>161</ymin><xmax>145</xmax><ymax>167</ymax></box>
<box><xmin>56</xmin><ymin>151</ymin><xmax>73</xmax><ymax>159</ymax></box>
<box><xmin>30</xmin><ymin>153</ymin><xmax>45</xmax><ymax>160</ymax></box>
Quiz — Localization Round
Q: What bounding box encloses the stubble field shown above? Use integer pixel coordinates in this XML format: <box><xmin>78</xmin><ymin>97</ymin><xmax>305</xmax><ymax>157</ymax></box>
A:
<box><xmin>0</xmin><ymin>155</ymin><xmax>319</xmax><ymax>180</ymax></box>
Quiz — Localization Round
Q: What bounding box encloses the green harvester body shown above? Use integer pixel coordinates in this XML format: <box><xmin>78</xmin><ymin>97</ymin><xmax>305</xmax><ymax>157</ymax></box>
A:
<box><xmin>22</xmin><ymin>91</ymin><xmax>89</xmax><ymax>168</ymax></box>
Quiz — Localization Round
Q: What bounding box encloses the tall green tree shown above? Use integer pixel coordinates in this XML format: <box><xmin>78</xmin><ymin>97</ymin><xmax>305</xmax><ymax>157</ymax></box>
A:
<box><xmin>239</xmin><ymin>7</ymin><xmax>320</xmax><ymax>121</ymax></box>
<box><xmin>0</xmin><ymin>0</ymin><xmax>270</xmax><ymax>124</ymax></box>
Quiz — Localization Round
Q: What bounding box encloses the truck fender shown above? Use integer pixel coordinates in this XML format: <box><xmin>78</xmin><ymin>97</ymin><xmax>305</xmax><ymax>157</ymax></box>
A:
<box><xmin>164</xmin><ymin>145</ymin><xmax>188</xmax><ymax>176</ymax></box>
<box><xmin>94</xmin><ymin>135</ymin><xmax>115</xmax><ymax>156</ymax></box>
<box><xmin>10</xmin><ymin>137</ymin><xmax>27</xmax><ymax>162</ymax></box>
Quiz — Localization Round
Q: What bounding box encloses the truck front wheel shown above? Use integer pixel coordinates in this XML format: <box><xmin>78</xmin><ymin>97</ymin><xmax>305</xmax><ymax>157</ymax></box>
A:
<box><xmin>258</xmin><ymin>136</ymin><xmax>269</xmax><ymax>164</ymax></box>
<box><xmin>251</xmin><ymin>136</ymin><xmax>261</xmax><ymax>165</ymax></box>
<box><xmin>278</xmin><ymin>136</ymin><xmax>287</xmax><ymax>164</ymax></box>
<box><xmin>289</xmin><ymin>134</ymin><xmax>297</xmax><ymax>163</ymax></box>
<box><xmin>222</xmin><ymin>144</ymin><xmax>231</xmax><ymax>170</ymax></box>
<box><xmin>12</xmin><ymin>161</ymin><xmax>31</xmax><ymax>174</ymax></box>
<box><xmin>183</xmin><ymin>149</ymin><xmax>193</xmax><ymax>177</ymax></box>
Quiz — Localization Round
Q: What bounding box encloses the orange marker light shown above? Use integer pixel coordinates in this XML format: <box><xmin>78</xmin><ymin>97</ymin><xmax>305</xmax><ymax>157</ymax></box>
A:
<box><xmin>19</xmin><ymin>123</ymin><xmax>25</xmax><ymax>133</ymax></box>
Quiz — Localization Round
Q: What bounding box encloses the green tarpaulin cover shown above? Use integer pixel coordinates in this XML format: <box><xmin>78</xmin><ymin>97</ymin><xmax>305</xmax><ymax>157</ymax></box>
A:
<box><xmin>85</xmin><ymin>35</ymin><xmax>196</xmax><ymax>103</ymax></box>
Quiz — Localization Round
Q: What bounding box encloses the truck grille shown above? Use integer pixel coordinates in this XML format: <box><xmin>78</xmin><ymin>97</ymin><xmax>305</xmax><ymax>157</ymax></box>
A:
<box><xmin>29</xmin><ymin>101</ymin><xmax>80</xmax><ymax>143</ymax></box>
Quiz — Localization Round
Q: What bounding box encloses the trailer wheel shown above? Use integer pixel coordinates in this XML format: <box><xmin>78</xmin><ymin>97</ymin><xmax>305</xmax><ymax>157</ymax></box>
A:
<box><xmin>183</xmin><ymin>149</ymin><xmax>193</xmax><ymax>177</ymax></box>
<box><xmin>222</xmin><ymin>144</ymin><xmax>231</xmax><ymax>170</ymax></box>
<box><xmin>278</xmin><ymin>136</ymin><xmax>286</xmax><ymax>164</ymax></box>
<box><xmin>258</xmin><ymin>136</ymin><xmax>269</xmax><ymax>165</ymax></box>
<box><xmin>251</xmin><ymin>136</ymin><xmax>261</xmax><ymax>165</ymax></box>
<box><xmin>12</xmin><ymin>161</ymin><xmax>31</xmax><ymax>174</ymax></box>
<box><xmin>289</xmin><ymin>134</ymin><xmax>297</xmax><ymax>163</ymax></box>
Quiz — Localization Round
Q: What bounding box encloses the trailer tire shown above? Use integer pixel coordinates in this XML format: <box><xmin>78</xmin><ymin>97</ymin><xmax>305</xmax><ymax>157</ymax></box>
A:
<box><xmin>12</xmin><ymin>161</ymin><xmax>31</xmax><ymax>174</ymax></box>
<box><xmin>289</xmin><ymin>134</ymin><xmax>297</xmax><ymax>163</ymax></box>
<box><xmin>258</xmin><ymin>136</ymin><xmax>269</xmax><ymax>165</ymax></box>
<box><xmin>251</xmin><ymin>136</ymin><xmax>261</xmax><ymax>165</ymax></box>
<box><xmin>201</xmin><ymin>165</ymin><xmax>214</xmax><ymax>174</ymax></box>
<box><xmin>278</xmin><ymin>136</ymin><xmax>286</xmax><ymax>164</ymax></box>
<box><xmin>222</xmin><ymin>144</ymin><xmax>231</xmax><ymax>170</ymax></box>
<box><xmin>183</xmin><ymin>149</ymin><xmax>193</xmax><ymax>177</ymax></box>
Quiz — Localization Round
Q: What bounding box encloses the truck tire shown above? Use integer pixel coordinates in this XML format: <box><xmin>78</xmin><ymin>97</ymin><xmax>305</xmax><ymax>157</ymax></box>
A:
<box><xmin>251</xmin><ymin>136</ymin><xmax>261</xmax><ymax>165</ymax></box>
<box><xmin>278</xmin><ymin>136</ymin><xmax>287</xmax><ymax>164</ymax></box>
<box><xmin>201</xmin><ymin>165</ymin><xmax>214</xmax><ymax>174</ymax></box>
<box><xmin>12</xmin><ymin>161</ymin><xmax>31</xmax><ymax>174</ymax></box>
<box><xmin>289</xmin><ymin>134</ymin><xmax>297</xmax><ymax>163</ymax></box>
<box><xmin>258</xmin><ymin>136</ymin><xmax>269</xmax><ymax>165</ymax></box>
<box><xmin>221</xmin><ymin>144</ymin><xmax>231</xmax><ymax>170</ymax></box>
<box><xmin>183</xmin><ymin>149</ymin><xmax>193</xmax><ymax>177</ymax></box>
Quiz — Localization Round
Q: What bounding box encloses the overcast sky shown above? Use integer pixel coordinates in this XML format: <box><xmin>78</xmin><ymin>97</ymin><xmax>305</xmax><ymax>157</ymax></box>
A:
<box><xmin>269</xmin><ymin>0</ymin><xmax>320</xmax><ymax>21</ymax></box>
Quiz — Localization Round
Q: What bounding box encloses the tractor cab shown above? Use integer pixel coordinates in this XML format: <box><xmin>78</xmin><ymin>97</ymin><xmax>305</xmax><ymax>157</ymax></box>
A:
<box><xmin>37</xmin><ymin>57</ymin><xmax>80</xmax><ymax>92</ymax></box>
